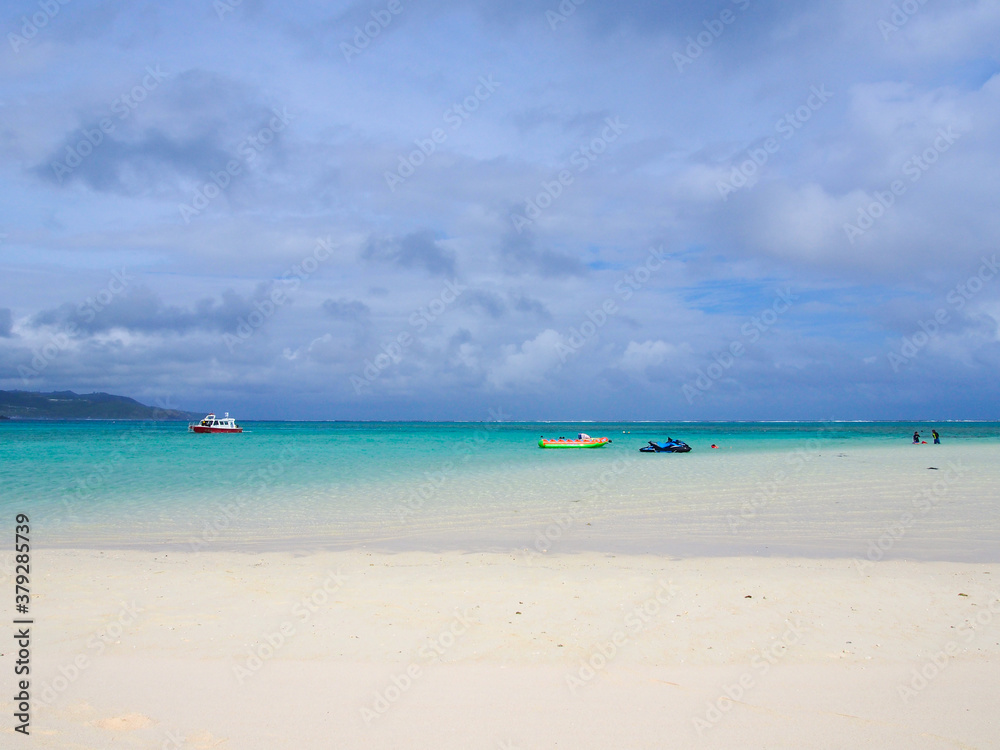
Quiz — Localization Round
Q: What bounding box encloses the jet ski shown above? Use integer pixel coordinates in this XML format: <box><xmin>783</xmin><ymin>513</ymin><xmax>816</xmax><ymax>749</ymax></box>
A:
<box><xmin>640</xmin><ymin>438</ymin><xmax>691</xmax><ymax>453</ymax></box>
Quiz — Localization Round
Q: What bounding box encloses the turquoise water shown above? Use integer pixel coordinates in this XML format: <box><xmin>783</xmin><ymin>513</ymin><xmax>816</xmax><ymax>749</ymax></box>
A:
<box><xmin>1</xmin><ymin>421</ymin><xmax>998</xmax><ymax>559</ymax></box>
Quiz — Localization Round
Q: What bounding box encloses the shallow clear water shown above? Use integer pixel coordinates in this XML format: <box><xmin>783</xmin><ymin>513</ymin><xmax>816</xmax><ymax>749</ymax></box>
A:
<box><xmin>1</xmin><ymin>421</ymin><xmax>998</xmax><ymax>560</ymax></box>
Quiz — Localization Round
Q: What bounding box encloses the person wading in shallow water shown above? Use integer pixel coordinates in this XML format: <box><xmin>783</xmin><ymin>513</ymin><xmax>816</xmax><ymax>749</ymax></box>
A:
<box><xmin>932</xmin><ymin>429</ymin><xmax>940</xmax><ymax>444</ymax></box>
<box><xmin>913</xmin><ymin>431</ymin><xmax>920</xmax><ymax>444</ymax></box>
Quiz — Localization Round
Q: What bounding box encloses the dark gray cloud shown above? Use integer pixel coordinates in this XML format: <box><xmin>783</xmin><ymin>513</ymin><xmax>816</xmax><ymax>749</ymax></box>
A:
<box><xmin>499</xmin><ymin>231</ymin><xmax>586</xmax><ymax>278</ymax></box>
<box><xmin>510</xmin><ymin>293</ymin><xmax>551</xmax><ymax>320</ymax></box>
<box><xmin>0</xmin><ymin>308</ymin><xmax>12</xmax><ymax>338</ymax></box>
<box><xmin>322</xmin><ymin>298</ymin><xmax>371</xmax><ymax>322</ymax></box>
<box><xmin>462</xmin><ymin>290</ymin><xmax>506</xmax><ymax>319</ymax></box>
<box><xmin>29</xmin><ymin>285</ymin><xmax>276</xmax><ymax>336</ymax></box>
<box><xmin>362</xmin><ymin>230</ymin><xmax>457</xmax><ymax>276</ymax></box>
<box><xmin>34</xmin><ymin>128</ymin><xmax>232</xmax><ymax>194</ymax></box>
<box><xmin>31</xmin><ymin>69</ymin><xmax>289</xmax><ymax>197</ymax></box>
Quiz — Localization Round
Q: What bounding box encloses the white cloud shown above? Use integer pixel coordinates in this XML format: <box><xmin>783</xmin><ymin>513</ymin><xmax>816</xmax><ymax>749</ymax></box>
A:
<box><xmin>486</xmin><ymin>329</ymin><xmax>565</xmax><ymax>389</ymax></box>
<box><xmin>619</xmin><ymin>339</ymin><xmax>684</xmax><ymax>376</ymax></box>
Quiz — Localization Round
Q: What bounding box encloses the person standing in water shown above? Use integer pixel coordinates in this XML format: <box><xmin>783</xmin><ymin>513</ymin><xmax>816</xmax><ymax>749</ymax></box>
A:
<box><xmin>913</xmin><ymin>431</ymin><xmax>920</xmax><ymax>444</ymax></box>
<box><xmin>932</xmin><ymin>429</ymin><xmax>940</xmax><ymax>444</ymax></box>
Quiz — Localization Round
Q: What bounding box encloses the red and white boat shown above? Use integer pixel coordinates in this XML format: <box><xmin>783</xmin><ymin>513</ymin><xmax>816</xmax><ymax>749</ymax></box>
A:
<box><xmin>189</xmin><ymin>413</ymin><xmax>243</xmax><ymax>434</ymax></box>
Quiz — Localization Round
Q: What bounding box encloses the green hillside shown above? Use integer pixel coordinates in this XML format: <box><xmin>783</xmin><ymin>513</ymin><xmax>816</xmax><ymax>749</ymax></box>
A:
<box><xmin>0</xmin><ymin>391</ymin><xmax>201</xmax><ymax>420</ymax></box>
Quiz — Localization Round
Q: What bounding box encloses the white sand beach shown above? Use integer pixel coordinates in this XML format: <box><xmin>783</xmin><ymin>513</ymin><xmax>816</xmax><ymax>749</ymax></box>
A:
<box><xmin>6</xmin><ymin>549</ymin><xmax>999</xmax><ymax>749</ymax></box>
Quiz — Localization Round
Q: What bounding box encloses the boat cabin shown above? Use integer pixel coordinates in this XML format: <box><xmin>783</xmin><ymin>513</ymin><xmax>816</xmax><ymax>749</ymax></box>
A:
<box><xmin>188</xmin><ymin>412</ymin><xmax>242</xmax><ymax>433</ymax></box>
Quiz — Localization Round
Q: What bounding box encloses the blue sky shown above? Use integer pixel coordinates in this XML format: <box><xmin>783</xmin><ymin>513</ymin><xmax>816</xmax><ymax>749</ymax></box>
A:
<box><xmin>1</xmin><ymin>0</ymin><xmax>999</xmax><ymax>420</ymax></box>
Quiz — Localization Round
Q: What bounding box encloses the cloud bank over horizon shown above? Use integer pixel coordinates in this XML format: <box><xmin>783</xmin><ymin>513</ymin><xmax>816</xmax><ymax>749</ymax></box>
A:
<box><xmin>2</xmin><ymin>0</ymin><xmax>999</xmax><ymax>420</ymax></box>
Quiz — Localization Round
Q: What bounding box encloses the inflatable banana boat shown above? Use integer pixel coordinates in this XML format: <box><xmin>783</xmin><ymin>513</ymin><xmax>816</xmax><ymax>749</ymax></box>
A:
<box><xmin>538</xmin><ymin>433</ymin><xmax>610</xmax><ymax>448</ymax></box>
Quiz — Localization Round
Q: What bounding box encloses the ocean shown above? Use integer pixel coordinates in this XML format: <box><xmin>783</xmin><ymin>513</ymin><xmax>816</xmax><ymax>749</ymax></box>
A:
<box><xmin>2</xmin><ymin>421</ymin><xmax>998</xmax><ymax>561</ymax></box>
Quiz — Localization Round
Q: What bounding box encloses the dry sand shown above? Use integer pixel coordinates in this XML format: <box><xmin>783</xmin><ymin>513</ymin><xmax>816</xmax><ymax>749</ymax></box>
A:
<box><xmin>3</xmin><ymin>549</ymin><xmax>999</xmax><ymax>749</ymax></box>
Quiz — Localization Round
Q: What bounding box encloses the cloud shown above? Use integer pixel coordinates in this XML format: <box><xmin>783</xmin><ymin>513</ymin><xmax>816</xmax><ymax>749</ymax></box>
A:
<box><xmin>620</xmin><ymin>340</ymin><xmax>682</xmax><ymax>373</ymax></box>
<box><xmin>35</xmin><ymin>128</ymin><xmax>232</xmax><ymax>195</ymax></box>
<box><xmin>29</xmin><ymin>285</ymin><xmax>277</xmax><ymax>336</ymax></box>
<box><xmin>511</xmin><ymin>293</ymin><xmax>552</xmax><ymax>319</ymax></box>
<box><xmin>487</xmin><ymin>329</ymin><xmax>565</xmax><ymax>389</ymax></box>
<box><xmin>322</xmin><ymin>298</ymin><xmax>371</xmax><ymax>322</ymax></box>
<box><xmin>498</xmin><ymin>231</ymin><xmax>586</xmax><ymax>278</ymax></box>
<box><xmin>362</xmin><ymin>230</ymin><xmax>457</xmax><ymax>276</ymax></box>
<box><xmin>31</xmin><ymin>69</ymin><xmax>289</xmax><ymax>197</ymax></box>
<box><xmin>463</xmin><ymin>290</ymin><xmax>506</xmax><ymax>318</ymax></box>
<box><xmin>4</xmin><ymin>1</ymin><xmax>1000</xmax><ymax>418</ymax></box>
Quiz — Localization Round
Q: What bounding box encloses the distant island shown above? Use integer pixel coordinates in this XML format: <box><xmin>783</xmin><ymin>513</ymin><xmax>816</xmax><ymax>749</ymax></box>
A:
<box><xmin>0</xmin><ymin>390</ymin><xmax>202</xmax><ymax>420</ymax></box>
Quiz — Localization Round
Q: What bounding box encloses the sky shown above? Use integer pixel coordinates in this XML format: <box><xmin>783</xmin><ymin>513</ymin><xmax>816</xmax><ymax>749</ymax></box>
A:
<box><xmin>1</xmin><ymin>0</ymin><xmax>999</xmax><ymax>420</ymax></box>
